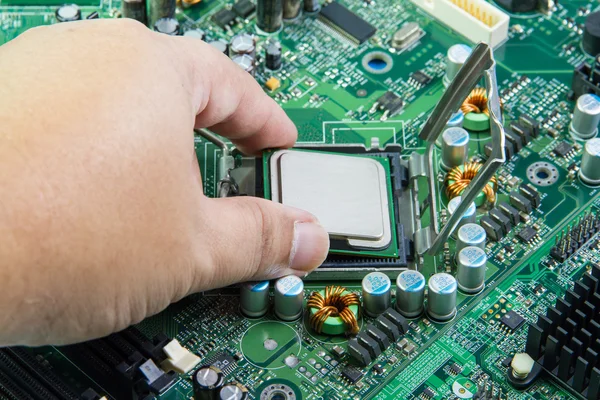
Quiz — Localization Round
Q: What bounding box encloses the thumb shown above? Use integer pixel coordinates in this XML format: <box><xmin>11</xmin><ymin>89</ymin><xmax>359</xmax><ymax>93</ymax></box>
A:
<box><xmin>197</xmin><ymin>197</ymin><xmax>330</xmax><ymax>289</ymax></box>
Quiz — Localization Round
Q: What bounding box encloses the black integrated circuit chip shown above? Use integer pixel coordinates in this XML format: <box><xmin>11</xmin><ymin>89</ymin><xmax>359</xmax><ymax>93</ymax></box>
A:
<box><xmin>554</xmin><ymin>141</ymin><xmax>574</xmax><ymax>157</ymax></box>
<box><xmin>500</xmin><ymin>310</ymin><xmax>526</xmax><ymax>331</ymax></box>
<box><xmin>422</xmin><ymin>387</ymin><xmax>436</xmax><ymax>398</ymax></box>
<box><xmin>232</xmin><ymin>0</ymin><xmax>255</xmax><ymax>18</ymax></box>
<box><xmin>319</xmin><ymin>2</ymin><xmax>376</xmax><ymax>44</ymax></box>
<box><xmin>210</xmin><ymin>352</ymin><xmax>236</xmax><ymax>374</ymax></box>
<box><xmin>212</xmin><ymin>8</ymin><xmax>236</xmax><ymax>28</ymax></box>
<box><xmin>517</xmin><ymin>226</ymin><xmax>537</xmax><ymax>243</ymax></box>
<box><xmin>410</xmin><ymin>70</ymin><xmax>432</xmax><ymax>86</ymax></box>
<box><xmin>376</xmin><ymin>91</ymin><xmax>404</xmax><ymax>116</ymax></box>
<box><xmin>341</xmin><ymin>366</ymin><xmax>364</xmax><ymax>383</ymax></box>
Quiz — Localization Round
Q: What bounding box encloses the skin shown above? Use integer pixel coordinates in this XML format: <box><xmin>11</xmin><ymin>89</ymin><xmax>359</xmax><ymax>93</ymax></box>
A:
<box><xmin>0</xmin><ymin>19</ymin><xmax>330</xmax><ymax>346</ymax></box>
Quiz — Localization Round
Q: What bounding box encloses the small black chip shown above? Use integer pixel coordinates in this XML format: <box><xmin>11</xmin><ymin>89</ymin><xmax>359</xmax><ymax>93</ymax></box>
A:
<box><xmin>210</xmin><ymin>353</ymin><xmax>236</xmax><ymax>374</ymax></box>
<box><xmin>410</xmin><ymin>70</ymin><xmax>432</xmax><ymax>86</ymax></box>
<box><xmin>376</xmin><ymin>91</ymin><xmax>404</xmax><ymax>116</ymax></box>
<box><xmin>319</xmin><ymin>2</ymin><xmax>376</xmax><ymax>44</ymax></box>
<box><xmin>501</xmin><ymin>356</ymin><xmax>513</xmax><ymax>367</ymax></box>
<box><xmin>422</xmin><ymin>387</ymin><xmax>436</xmax><ymax>398</ymax></box>
<box><xmin>212</xmin><ymin>8</ymin><xmax>236</xmax><ymax>28</ymax></box>
<box><xmin>372</xmin><ymin>363</ymin><xmax>384</xmax><ymax>374</ymax></box>
<box><xmin>449</xmin><ymin>362</ymin><xmax>462</xmax><ymax>375</ymax></box>
<box><xmin>517</xmin><ymin>226</ymin><xmax>537</xmax><ymax>243</ymax></box>
<box><xmin>554</xmin><ymin>141</ymin><xmax>574</xmax><ymax>157</ymax></box>
<box><xmin>232</xmin><ymin>0</ymin><xmax>255</xmax><ymax>18</ymax></box>
<box><xmin>341</xmin><ymin>366</ymin><xmax>364</xmax><ymax>383</ymax></box>
<box><xmin>500</xmin><ymin>310</ymin><xmax>526</xmax><ymax>331</ymax></box>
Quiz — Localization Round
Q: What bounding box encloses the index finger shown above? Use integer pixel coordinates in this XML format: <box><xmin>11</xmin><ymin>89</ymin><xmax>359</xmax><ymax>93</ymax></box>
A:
<box><xmin>169</xmin><ymin>34</ymin><xmax>297</xmax><ymax>155</ymax></box>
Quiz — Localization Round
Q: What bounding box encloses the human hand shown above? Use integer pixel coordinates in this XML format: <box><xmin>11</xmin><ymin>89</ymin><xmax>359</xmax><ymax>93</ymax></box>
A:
<box><xmin>0</xmin><ymin>19</ymin><xmax>329</xmax><ymax>346</ymax></box>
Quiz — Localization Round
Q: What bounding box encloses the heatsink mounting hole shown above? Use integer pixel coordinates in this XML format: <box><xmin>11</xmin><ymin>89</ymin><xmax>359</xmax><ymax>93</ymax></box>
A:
<box><xmin>362</xmin><ymin>51</ymin><xmax>393</xmax><ymax>74</ymax></box>
<box><xmin>527</xmin><ymin>162</ymin><xmax>558</xmax><ymax>186</ymax></box>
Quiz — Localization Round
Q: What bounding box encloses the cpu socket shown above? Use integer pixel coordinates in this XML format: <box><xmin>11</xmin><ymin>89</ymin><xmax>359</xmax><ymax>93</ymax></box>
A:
<box><xmin>261</xmin><ymin>147</ymin><xmax>412</xmax><ymax>279</ymax></box>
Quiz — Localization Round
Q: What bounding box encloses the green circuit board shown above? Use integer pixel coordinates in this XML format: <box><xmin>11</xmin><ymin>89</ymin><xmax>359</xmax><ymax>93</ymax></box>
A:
<box><xmin>2</xmin><ymin>0</ymin><xmax>600</xmax><ymax>399</ymax></box>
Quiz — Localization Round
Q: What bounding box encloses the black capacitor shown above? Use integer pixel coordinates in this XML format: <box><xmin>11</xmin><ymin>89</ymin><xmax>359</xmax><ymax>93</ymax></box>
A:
<box><xmin>154</xmin><ymin>17</ymin><xmax>180</xmax><ymax>35</ymax></box>
<box><xmin>257</xmin><ymin>0</ymin><xmax>283</xmax><ymax>33</ymax></box>
<box><xmin>218</xmin><ymin>383</ymin><xmax>248</xmax><ymax>400</ymax></box>
<box><xmin>265</xmin><ymin>39</ymin><xmax>282</xmax><ymax>70</ymax></box>
<box><xmin>584</xmin><ymin>11</ymin><xmax>600</xmax><ymax>56</ymax></box>
<box><xmin>303</xmin><ymin>0</ymin><xmax>320</xmax><ymax>13</ymax></box>
<box><xmin>122</xmin><ymin>0</ymin><xmax>147</xmax><ymax>24</ymax></box>
<box><xmin>147</xmin><ymin>0</ymin><xmax>176</xmax><ymax>27</ymax></box>
<box><xmin>55</xmin><ymin>4</ymin><xmax>81</xmax><ymax>22</ymax></box>
<box><xmin>193</xmin><ymin>365</ymin><xmax>224</xmax><ymax>400</ymax></box>
<box><xmin>283</xmin><ymin>0</ymin><xmax>301</xmax><ymax>20</ymax></box>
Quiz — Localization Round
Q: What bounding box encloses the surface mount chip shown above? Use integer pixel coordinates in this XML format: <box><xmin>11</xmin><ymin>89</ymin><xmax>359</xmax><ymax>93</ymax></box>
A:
<box><xmin>500</xmin><ymin>310</ymin><xmax>526</xmax><ymax>331</ymax></box>
<box><xmin>319</xmin><ymin>2</ymin><xmax>377</xmax><ymax>44</ymax></box>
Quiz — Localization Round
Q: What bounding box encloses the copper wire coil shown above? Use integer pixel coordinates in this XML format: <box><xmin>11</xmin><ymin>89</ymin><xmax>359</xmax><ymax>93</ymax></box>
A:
<box><xmin>307</xmin><ymin>286</ymin><xmax>360</xmax><ymax>335</ymax></box>
<box><xmin>460</xmin><ymin>87</ymin><xmax>489</xmax><ymax>116</ymax></box>
<box><xmin>444</xmin><ymin>161</ymin><xmax>498</xmax><ymax>204</ymax></box>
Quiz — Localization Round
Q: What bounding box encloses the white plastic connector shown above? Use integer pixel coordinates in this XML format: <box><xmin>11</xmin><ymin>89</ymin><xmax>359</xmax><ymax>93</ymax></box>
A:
<box><xmin>410</xmin><ymin>0</ymin><xmax>509</xmax><ymax>48</ymax></box>
<box><xmin>161</xmin><ymin>339</ymin><xmax>201</xmax><ymax>374</ymax></box>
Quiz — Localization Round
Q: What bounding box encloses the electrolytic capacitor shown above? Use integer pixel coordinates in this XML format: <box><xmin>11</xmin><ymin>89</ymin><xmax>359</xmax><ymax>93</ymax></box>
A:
<box><xmin>579</xmin><ymin>138</ymin><xmax>600</xmax><ymax>186</ymax></box>
<box><xmin>427</xmin><ymin>273</ymin><xmax>457</xmax><ymax>322</ymax></box>
<box><xmin>218</xmin><ymin>383</ymin><xmax>249</xmax><ymax>400</ymax></box>
<box><xmin>395</xmin><ymin>270</ymin><xmax>425</xmax><ymax>318</ymax></box>
<box><xmin>447</xmin><ymin>196</ymin><xmax>476</xmax><ymax>237</ymax></box>
<box><xmin>147</xmin><ymin>0</ymin><xmax>176</xmax><ymax>28</ymax></box>
<box><xmin>440</xmin><ymin>127</ymin><xmax>469</xmax><ymax>171</ymax></box>
<box><xmin>362</xmin><ymin>272</ymin><xmax>392</xmax><ymax>317</ymax></box>
<box><xmin>443</xmin><ymin>44</ymin><xmax>472</xmax><ymax>87</ymax></box>
<box><xmin>456</xmin><ymin>246</ymin><xmax>487</xmax><ymax>294</ymax></box>
<box><xmin>274</xmin><ymin>275</ymin><xmax>304</xmax><ymax>321</ymax></box>
<box><xmin>232</xmin><ymin>54</ymin><xmax>255</xmax><ymax>76</ymax></box>
<box><xmin>265</xmin><ymin>39</ymin><xmax>282</xmax><ymax>70</ymax></box>
<box><xmin>230</xmin><ymin>33</ymin><xmax>256</xmax><ymax>56</ymax></box>
<box><xmin>154</xmin><ymin>17</ymin><xmax>180</xmax><ymax>35</ymax></box>
<box><xmin>208</xmin><ymin>40</ymin><xmax>229</xmax><ymax>55</ymax></box>
<box><xmin>303</xmin><ymin>0</ymin><xmax>320</xmax><ymax>13</ymax></box>
<box><xmin>456</xmin><ymin>223</ymin><xmax>486</xmax><ymax>253</ymax></box>
<box><xmin>240</xmin><ymin>281</ymin><xmax>269</xmax><ymax>318</ymax></box>
<box><xmin>570</xmin><ymin>94</ymin><xmax>600</xmax><ymax>140</ymax></box>
<box><xmin>436</xmin><ymin>110</ymin><xmax>464</xmax><ymax>147</ymax></box>
<box><xmin>283</xmin><ymin>0</ymin><xmax>301</xmax><ymax>20</ymax></box>
<box><xmin>257</xmin><ymin>0</ymin><xmax>283</xmax><ymax>33</ymax></box>
<box><xmin>55</xmin><ymin>4</ymin><xmax>81</xmax><ymax>22</ymax></box>
<box><xmin>183</xmin><ymin>29</ymin><xmax>206</xmax><ymax>40</ymax></box>
<box><xmin>122</xmin><ymin>0</ymin><xmax>146</xmax><ymax>24</ymax></box>
<box><xmin>583</xmin><ymin>11</ymin><xmax>600</xmax><ymax>56</ymax></box>
<box><xmin>193</xmin><ymin>365</ymin><xmax>224</xmax><ymax>400</ymax></box>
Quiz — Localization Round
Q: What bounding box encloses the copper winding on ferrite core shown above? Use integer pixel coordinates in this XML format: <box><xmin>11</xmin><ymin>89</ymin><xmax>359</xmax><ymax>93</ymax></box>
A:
<box><xmin>307</xmin><ymin>286</ymin><xmax>360</xmax><ymax>335</ymax></box>
<box><xmin>460</xmin><ymin>87</ymin><xmax>490</xmax><ymax>116</ymax></box>
<box><xmin>445</xmin><ymin>161</ymin><xmax>498</xmax><ymax>204</ymax></box>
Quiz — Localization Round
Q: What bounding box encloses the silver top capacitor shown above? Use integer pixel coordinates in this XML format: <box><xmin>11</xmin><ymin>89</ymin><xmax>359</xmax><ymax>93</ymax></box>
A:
<box><xmin>147</xmin><ymin>0</ymin><xmax>176</xmax><ymax>28</ymax></box>
<box><xmin>230</xmin><ymin>33</ymin><xmax>255</xmax><ymax>56</ymax></box>
<box><xmin>183</xmin><ymin>29</ymin><xmax>205</xmax><ymax>40</ymax></box>
<box><xmin>154</xmin><ymin>17</ymin><xmax>180</xmax><ymax>35</ymax></box>
<box><xmin>208</xmin><ymin>40</ymin><xmax>229</xmax><ymax>55</ymax></box>
<box><xmin>436</xmin><ymin>110</ymin><xmax>465</xmax><ymax>147</ymax></box>
<box><xmin>456</xmin><ymin>246</ymin><xmax>487</xmax><ymax>294</ymax></box>
<box><xmin>240</xmin><ymin>281</ymin><xmax>269</xmax><ymax>318</ymax></box>
<box><xmin>362</xmin><ymin>272</ymin><xmax>392</xmax><ymax>317</ymax></box>
<box><xmin>440</xmin><ymin>127</ymin><xmax>469</xmax><ymax>171</ymax></box>
<box><xmin>570</xmin><ymin>94</ymin><xmax>600</xmax><ymax>140</ymax></box>
<box><xmin>456</xmin><ymin>223</ymin><xmax>486</xmax><ymax>253</ymax></box>
<box><xmin>395</xmin><ymin>270</ymin><xmax>425</xmax><ymax>318</ymax></box>
<box><xmin>427</xmin><ymin>273</ymin><xmax>457</xmax><ymax>322</ymax></box>
<box><xmin>447</xmin><ymin>196</ymin><xmax>476</xmax><ymax>237</ymax></box>
<box><xmin>274</xmin><ymin>275</ymin><xmax>304</xmax><ymax>321</ymax></box>
<box><xmin>443</xmin><ymin>44</ymin><xmax>472</xmax><ymax>87</ymax></box>
<box><xmin>232</xmin><ymin>54</ymin><xmax>255</xmax><ymax>76</ymax></box>
<box><xmin>579</xmin><ymin>137</ymin><xmax>600</xmax><ymax>185</ymax></box>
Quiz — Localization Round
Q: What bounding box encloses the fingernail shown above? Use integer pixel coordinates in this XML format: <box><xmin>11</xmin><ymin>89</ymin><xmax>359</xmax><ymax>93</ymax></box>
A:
<box><xmin>289</xmin><ymin>222</ymin><xmax>330</xmax><ymax>272</ymax></box>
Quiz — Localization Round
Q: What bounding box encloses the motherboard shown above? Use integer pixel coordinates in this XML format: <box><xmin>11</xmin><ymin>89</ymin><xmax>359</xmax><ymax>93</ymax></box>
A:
<box><xmin>2</xmin><ymin>0</ymin><xmax>600</xmax><ymax>398</ymax></box>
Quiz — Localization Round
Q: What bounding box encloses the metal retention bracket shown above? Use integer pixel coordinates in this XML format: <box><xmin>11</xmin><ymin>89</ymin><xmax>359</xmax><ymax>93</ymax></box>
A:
<box><xmin>413</xmin><ymin>43</ymin><xmax>506</xmax><ymax>255</ymax></box>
